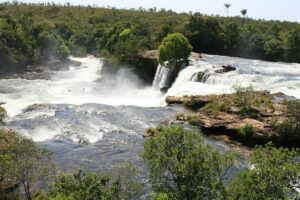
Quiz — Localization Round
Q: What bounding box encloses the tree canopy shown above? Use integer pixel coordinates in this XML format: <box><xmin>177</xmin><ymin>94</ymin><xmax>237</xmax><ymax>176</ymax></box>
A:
<box><xmin>141</xmin><ymin>126</ymin><xmax>234</xmax><ymax>200</ymax></box>
<box><xmin>158</xmin><ymin>33</ymin><xmax>192</xmax><ymax>65</ymax></box>
<box><xmin>227</xmin><ymin>144</ymin><xmax>300</xmax><ymax>200</ymax></box>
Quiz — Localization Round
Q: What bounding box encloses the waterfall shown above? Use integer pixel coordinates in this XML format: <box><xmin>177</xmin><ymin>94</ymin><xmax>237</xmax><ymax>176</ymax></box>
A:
<box><xmin>166</xmin><ymin>54</ymin><xmax>300</xmax><ymax>98</ymax></box>
<box><xmin>152</xmin><ymin>64</ymin><xmax>174</xmax><ymax>90</ymax></box>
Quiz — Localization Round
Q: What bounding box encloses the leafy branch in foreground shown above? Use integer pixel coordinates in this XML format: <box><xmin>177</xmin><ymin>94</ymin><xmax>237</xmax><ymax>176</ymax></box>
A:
<box><xmin>142</xmin><ymin>126</ymin><xmax>235</xmax><ymax>200</ymax></box>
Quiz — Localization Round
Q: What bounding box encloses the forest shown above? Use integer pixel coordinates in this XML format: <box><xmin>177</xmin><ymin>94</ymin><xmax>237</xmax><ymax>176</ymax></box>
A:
<box><xmin>0</xmin><ymin>1</ymin><xmax>300</xmax><ymax>75</ymax></box>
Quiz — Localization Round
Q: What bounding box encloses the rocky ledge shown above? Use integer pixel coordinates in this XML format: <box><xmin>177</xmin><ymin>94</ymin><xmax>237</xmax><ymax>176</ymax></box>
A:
<box><xmin>164</xmin><ymin>91</ymin><xmax>299</xmax><ymax>147</ymax></box>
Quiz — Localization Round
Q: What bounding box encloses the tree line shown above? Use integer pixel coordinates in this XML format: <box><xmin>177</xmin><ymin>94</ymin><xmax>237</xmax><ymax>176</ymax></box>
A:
<box><xmin>0</xmin><ymin>2</ymin><xmax>300</xmax><ymax>74</ymax></box>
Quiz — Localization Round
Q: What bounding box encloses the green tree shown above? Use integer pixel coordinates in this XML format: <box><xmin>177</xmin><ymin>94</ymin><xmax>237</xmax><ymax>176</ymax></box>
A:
<box><xmin>241</xmin><ymin>9</ymin><xmax>247</xmax><ymax>27</ymax></box>
<box><xmin>0</xmin><ymin>129</ymin><xmax>55</xmax><ymax>200</ymax></box>
<box><xmin>283</xmin><ymin>28</ymin><xmax>300</xmax><ymax>63</ymax></box>
<box><xmin>158</xmin><ymin>33</ymin><xmax>192</xmax><ymax>65</ymax></box>
<box><xmin>228</xmin><ymin>144</ymin><xmax>300</xmax><ymax>200</ymax></box>
<box><xmin>224</xmin><ymin>3</ymin><xmax>231</xmax><ymax>19</ymax></box>
<box><xmin>141</xmin><ymin>126</ymin><xmax>234</xmax><ymax>200</ymax></box>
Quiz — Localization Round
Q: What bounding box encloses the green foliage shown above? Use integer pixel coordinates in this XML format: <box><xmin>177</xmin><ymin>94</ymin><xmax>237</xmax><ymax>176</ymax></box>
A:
<box><xmin>0</xmin><ymin>129</ymin><xmax>55</xmax><ymax>200</ymax></box>
<box><xmin>201</xmin><ymin>101</ymin><xmax>230</xmax><ymax>115</ymax></box>
<box><xmin>158</xmin><ymin>33</ymin><xmax>192</xmax><ymax>65</ymax></box>
<box><xmin>186</xmin><ymin>115</ymin><xmax>201</xmax><ymax>126</ymax></box>
<box><xmin>272</xmin><ymin>100</ymin><xmax>300</xmax><ymax>145</ymax></box>
<box><xmin>238</xmin><ymin>124</ymin><xmax>254</xmax><ymax>142</ymax></box>
<box><xmin>286</xmin><ymin>99</ymin><xmax>300</xmax><ymax>123</ymax></box>
<box><xmin>142</xmin><ymin>126</ymin><xmax>235</xmax><ymax>200</ymax></box>
<box><xmin>228</xmin><ymin>144</ymin><xmax>300</xmax><ymax>200</ymax></box>
<box><xmin>49</xmin><ymin>170</ymin><xmax>120</xmax><ymax>200</ymax></box>
<box><xmin>233</xmin><ymin>85</ymin><xmax>255</xmax><ymax>116</ymax></box>
<box><xmin>175</xmin><ymin>113</ymin><xmax>185</xmax><ymax>121</ymax></box>
<box><xmin>49</xmin><ymin>163</ymin><xmax>143</xmax><ymax>200</ymax></box>
<box><xmin>0</xmin><ymin>106</ymin><xmax>7</xmax><ymax>124</ymax></box>
<box><xmin>283</xmin><ymin>28</ymin><xmax>300</xmax><ymax>63</ymax></box>
<box><xmin>275</xmin><ymin>119</ymin><xmax>300</xmax><ymax>144</ymax></box>
<box><xmin>0</xmin><ymin>2</ymin><xmax>300</xmax><ymax>73</ymax></box>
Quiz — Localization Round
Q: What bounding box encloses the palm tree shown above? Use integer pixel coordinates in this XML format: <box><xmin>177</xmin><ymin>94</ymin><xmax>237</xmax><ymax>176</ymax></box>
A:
<box><xmin>241</xmin><ymin>9</ymin><xmax>247</xmax><ymax>27</ymax></box>
<box><xmin>224</xmin><ymin>3</ymin><xmax>231</xmax><ymax>18</ymax></box>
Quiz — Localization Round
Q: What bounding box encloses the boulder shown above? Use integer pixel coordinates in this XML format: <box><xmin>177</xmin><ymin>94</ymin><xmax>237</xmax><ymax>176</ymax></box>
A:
<box><xmin>215</xmin><ymin>65</ymin><xmax>236</xmax><ymax>74</ymax></box>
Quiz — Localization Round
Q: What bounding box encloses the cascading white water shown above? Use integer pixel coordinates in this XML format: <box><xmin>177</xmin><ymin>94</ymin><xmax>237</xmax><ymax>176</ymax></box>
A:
<box><xmin>166</xmin><ymin>54</ymin><xmax>300</xmax><ymax>98</ymax></box>
<box><xmin>0</xmin><ymin>56</ymin><xmax>163</xmax><ymax>117</ymax></box>
<box><xmin>152</xmin><ymin>64</ymin><xmax>173</xmax><ymax>90</ymax></box>
<box><xmin>1</xmin><ymin>53</ymin><xmax>300</xmax><ymax>118</ymax></box>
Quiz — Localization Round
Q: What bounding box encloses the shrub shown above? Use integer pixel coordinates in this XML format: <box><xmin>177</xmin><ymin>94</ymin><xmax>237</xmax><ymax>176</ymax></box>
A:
<box><xmin>201</xmin><ymin>101</ymin><xmax>230</xmax><ymax>115</ymax></box>
<box><xmin>186</xmin><ymin>115</ymin><xmax>200</xmax><ymax>126</ymax></box>
<box><xmin>238</xmin><ymin>124</ymin><xmax>254</xmax><ymax>142</ymax></box>
<box><xmin>275</xmin><ymin>119</ymin><xmax>300</xmax><ymax>145</ymax></box>
<box><xmin>286</xmin><ymin>100</ymin><xmax>300</xmax><ymax>123</ymax></box>
<box><xmin>49</xmin><ymin>170</ymin><xmax>119</xmax><ymax>200</ymax></box>
<box><xmin>175</xmin><ymin>113</ymin><xmax>185</xmax><ymax>121</ymax></box>
<box><xmin>233</xmin><ymin>85</ymin><xmax>255</xmax><ymax>116</ymax></box>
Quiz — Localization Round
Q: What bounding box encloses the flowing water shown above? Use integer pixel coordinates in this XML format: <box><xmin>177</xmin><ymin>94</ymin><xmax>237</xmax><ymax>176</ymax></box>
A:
<box><xmin>166</xmin><ymin>54</ymin><xmax>300</xmax><ymax>98</ymax></box>
<box><xmin>1</xmin><ymin>54</ymin><xmax>299</xmax><ymax>185</ymax></box>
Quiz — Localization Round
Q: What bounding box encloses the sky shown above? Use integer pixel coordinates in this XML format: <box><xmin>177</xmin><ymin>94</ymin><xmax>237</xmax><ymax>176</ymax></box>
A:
<box><xmin>4</xmin><ymin>0</ymin><xmax>300</xmax><ymax>22</ymax></box>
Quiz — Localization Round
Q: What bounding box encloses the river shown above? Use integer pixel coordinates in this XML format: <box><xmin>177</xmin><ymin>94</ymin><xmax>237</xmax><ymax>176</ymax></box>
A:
<box><xmin>1</xmin><ymin>54</ymin><xmax>299</xmax><ymax>181</ymax></box>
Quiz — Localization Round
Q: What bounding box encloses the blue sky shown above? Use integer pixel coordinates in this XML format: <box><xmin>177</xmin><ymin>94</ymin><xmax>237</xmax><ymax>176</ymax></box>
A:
<box><xmin>5</xmin><ymin>0</ymin><xmax>300</xmax><ymax>22</ymax></box>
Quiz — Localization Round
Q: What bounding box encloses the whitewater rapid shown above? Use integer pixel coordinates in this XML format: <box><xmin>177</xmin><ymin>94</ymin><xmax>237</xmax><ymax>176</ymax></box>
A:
<box><xmin>166</xmin><ymin>54</ymin><xmax>300</xmax><ymax>98</ymax></box>
<box><xmin>0</xmin><ymin>56</ymin><xmax>163</xmax><ymax>117</ymax></box>
<box><xmin>1</xmin><ymin>54</ymin><xmax>300</xmax><ymax>118</ymax></box>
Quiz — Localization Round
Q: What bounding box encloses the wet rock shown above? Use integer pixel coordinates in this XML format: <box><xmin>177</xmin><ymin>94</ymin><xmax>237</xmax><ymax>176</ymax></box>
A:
<box><xmin>194</xmin><ymin>71</ymin><xmax>209</xmax><ymax>82</ymax></box>
<box><xmin>166</xmin><ymin>95</ymin><xmax>212</xmax><ymax>107</ymax></box>
<box><xmin>215</xmin><ymin>65</ymin><xmax>236</xmax><ymax>73</ymax></box>
<box><xmin>27</xmin><ymin>65</ymin><xmax>45</xmax><ymax>72</ymax></box>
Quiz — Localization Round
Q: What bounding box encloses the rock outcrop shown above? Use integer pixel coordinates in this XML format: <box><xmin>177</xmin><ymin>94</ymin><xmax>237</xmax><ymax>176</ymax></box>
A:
<box><xmin>165</xmin><ymin>92</ymin><xmax>292</xmax><ymax>143</ymax></box>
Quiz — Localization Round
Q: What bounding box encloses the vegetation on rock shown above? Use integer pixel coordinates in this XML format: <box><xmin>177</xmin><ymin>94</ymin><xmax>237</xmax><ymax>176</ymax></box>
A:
<box><xmin>167</xmin><ymin>87</ymin><xmax>300</xmax><ymax>147</ymax></box>
<box><xmin>158</xmin><ymin>33</ymin><xmax>192</xmax><ymax>65</ymax></box>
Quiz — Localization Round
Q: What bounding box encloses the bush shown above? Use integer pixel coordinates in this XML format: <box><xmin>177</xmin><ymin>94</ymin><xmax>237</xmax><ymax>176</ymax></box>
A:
<box><xmin>238</xmin><ymin>124</ymin><xmax>254</xmax><ymax>142</ymax></box>
<box><xmin>201</xmin><ymin>101</ymin><xmax>230</xmax><ymax>115</ymax></box>
<box><xmin>228</xmin><ymin>144</ymin><xmax>300</xmax><ymax>200</ymax></box>
<box><xmin>49</xmin><ymin>170</ymin><xmax>119</xmax><ymax>200</ymax></box>
<box><xmin>142</xmin><ymin>126</ymin><xmax>234</xmax><ymax>200</ymax></box>
<box><xmin>233</xmin><ymin>85</ymin><xmax>255</xmax><ymax>116</ymax></box>
<box><xmin>175</xmin><ymin>113</ymin><xmax>185</xmax><ymax>121</ymax></box>
<box><xmin>286</xmin><ymin>99</ymin><xmax>300</xmax><ymax>123</ymax></box>
<box><xmin>275</xmin><ymin>119</ymin><xmax>300</xmax><ymax>145</ymax></box>
<box><xmin>186</xmin><ymin>115</ymin><xmax>200</xmax><ymax>126</ymax></box>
